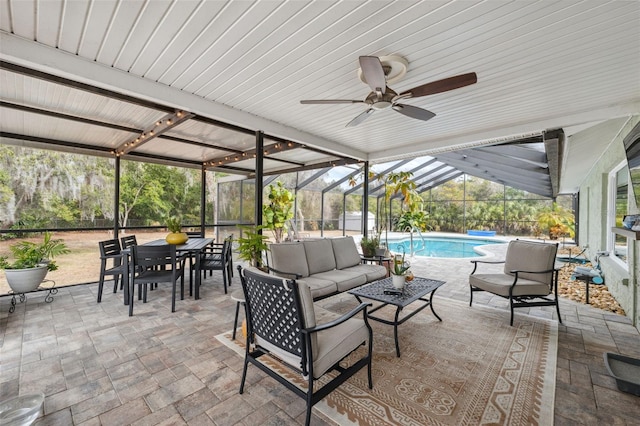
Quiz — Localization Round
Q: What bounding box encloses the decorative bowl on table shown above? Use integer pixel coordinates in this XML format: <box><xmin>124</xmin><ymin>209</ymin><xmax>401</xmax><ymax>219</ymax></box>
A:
<box><xmin>0</xmin><ymin>393</ymin><xmax>44</xmax><ymax>426</ymax></box>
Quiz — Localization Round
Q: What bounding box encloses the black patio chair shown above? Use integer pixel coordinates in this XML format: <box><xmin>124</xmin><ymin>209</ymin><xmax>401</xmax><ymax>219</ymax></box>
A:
<box><xmin>198</xmin><ymin>236</ymin><xmax>233</xmax><ymax>293</ymax></box>
<box><xmin>97</xmin><ymin>239</ymin><xmax>127</xmax><ymax>303</ymax></box>
<box><xmin>237</xmin><ymin>265</ymin><xmax>373</xmax><ymax>426</ymax></box>
<box><xmin>120</xmin><ymin>234</ymin><xmax>137</xmax><ymax>249</ymax></box>
<box><xmin>129</xmin><ymin>244</ymin><xmax>185</xmax><ymax>316</ymax></box>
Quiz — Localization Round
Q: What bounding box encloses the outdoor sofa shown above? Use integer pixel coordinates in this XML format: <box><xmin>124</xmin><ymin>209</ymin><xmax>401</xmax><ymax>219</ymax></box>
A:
<box><xmin>268</xmin><ymin>236</ymin><xmax>387</xmax><ymax>300</ymax></box>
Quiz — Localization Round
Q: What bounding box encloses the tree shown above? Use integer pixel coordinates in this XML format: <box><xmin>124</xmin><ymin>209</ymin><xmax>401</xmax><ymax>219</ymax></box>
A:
<box><xmin>537</xmin><ymin>202</ymin><xmax>575</xmax><ymax>239</ymax></box>
<box><xmin>262</xmin><ymin>181</ymin><xmax>295</xmax><ymax>243</ymax></box>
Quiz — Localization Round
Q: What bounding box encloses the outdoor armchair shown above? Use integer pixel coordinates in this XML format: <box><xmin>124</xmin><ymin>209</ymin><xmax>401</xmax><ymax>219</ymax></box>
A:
<box><xmin>469</xmin><ymin>239</ymin><xmax>562</xmax><ymax>325</ymax></box>
<box><xmin>237</xmin><ymin>265</ymin><xmax>373</xmax><ymax>426</ymax></box>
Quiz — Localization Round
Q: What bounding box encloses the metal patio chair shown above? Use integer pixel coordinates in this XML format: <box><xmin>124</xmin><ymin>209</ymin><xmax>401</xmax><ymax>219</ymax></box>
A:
<box><xmin>237</xmin><ymin>265</ymin><xmax>373</xmax><ymax>426</ymax></box>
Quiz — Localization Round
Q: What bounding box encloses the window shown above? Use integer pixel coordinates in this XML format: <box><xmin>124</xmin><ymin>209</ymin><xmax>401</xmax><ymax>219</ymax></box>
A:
<box><xmin>608</xmin><ymin>161</ymin><xmax>629</xmax><ymax>268</ymax></box>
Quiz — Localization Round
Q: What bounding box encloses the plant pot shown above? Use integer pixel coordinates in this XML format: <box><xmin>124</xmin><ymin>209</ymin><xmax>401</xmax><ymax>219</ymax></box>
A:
<box><xmin>391</xmin><ymin>273</ymin><xmax>406</xmax><ymax>290</ymax></box>
<box><xmin>166</xmin><ymin>232</ymin><xmax>188</xmax><ymax>245</ymax></box>
<box><xmin>375</xmin><ymin>247</ymin><xmax>387</xmax><ymax>257</ymax></box>
<box><xmin>5</xmin><ymin>265</ymin><xmax>48</xmax><ymax>293</ymax></box>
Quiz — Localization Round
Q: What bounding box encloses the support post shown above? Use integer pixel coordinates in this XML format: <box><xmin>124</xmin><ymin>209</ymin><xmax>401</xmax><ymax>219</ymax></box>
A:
<box><xmin>114</xmin><ymin>156</ymin><xmax>120</xmax><ymax>238</ymax></box>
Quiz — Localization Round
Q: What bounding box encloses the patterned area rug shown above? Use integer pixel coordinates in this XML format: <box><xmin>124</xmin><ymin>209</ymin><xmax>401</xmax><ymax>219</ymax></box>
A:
<box><xmin>216</xmin><ymin>296</ymin><xmax>557</xmax><ymax>426</ymax></box>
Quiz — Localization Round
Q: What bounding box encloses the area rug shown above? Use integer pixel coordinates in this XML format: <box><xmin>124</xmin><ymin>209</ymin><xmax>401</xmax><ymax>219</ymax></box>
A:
<box><xmin>215</xmin><ymin>296</ymin><xmax>557</xmax><ymax>426</ymax></box>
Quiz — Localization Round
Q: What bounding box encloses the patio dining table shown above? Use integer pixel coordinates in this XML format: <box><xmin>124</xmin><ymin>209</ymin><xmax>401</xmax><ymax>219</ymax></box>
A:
<box><xmin>121</xmin><ymin>237</ymin><xmax>214</xmax><ymax>305</ymax></box>
<box><xmin>141</xmin><ymin>237</ymin><xmax>214</xmax><ymax>300</ymax></box>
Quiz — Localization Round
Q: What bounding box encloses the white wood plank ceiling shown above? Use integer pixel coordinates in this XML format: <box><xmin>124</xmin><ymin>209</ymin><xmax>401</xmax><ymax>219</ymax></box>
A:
<box><xmin>0</xmin><ymin>0</ymin><xmax>639</xmax><ymax>195</ymax></box>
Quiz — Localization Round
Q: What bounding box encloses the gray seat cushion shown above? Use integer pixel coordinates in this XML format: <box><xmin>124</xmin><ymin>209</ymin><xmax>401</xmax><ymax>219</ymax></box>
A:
<box><xmin>257</xmin><ymin>304</ymin><xmax>369</xmax><ymax>379</ymax></box>
<box><xmin>269</xmin><ymin>242</ymin><xmax>309</xmax><ymax>278</ymax></box>
<box><xmin>310</xmin><ymin>269</ymin><xmax>367</xmax><ymax>292</ymax></box>
<box><xmin>304</xmin><ymin>239</ymin><xmax>337</xmax><ymax>274</ymax></box>
<box><xmin>331</xmin><ymin>236</ymin><xmax>362</xmax><ymax>269</ymax></box>
<box><xmin>342</xmin><ymin>264</ymin><xmax>387</xmax><ymax>282</ymax></box>
<box><xmin>297</xmin><ymin>276</ymin><xmax>338</xmax><ymax>299</ymax></box>
<box><xmin>504</xmin><ymin>240</ymin><xmax>557</xmax><ymax>283</ymax></box>
<box><xmin>470</xmin><ymin>273</ymin><xmax>551</xmax><ymax>297</ymax></box>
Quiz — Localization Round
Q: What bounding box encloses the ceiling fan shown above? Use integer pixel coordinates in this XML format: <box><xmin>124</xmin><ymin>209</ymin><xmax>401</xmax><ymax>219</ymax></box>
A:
<box><xmin>300</xmin><ymin>56</ymin><xmax>477</xmax><ymax>127</ymax></box>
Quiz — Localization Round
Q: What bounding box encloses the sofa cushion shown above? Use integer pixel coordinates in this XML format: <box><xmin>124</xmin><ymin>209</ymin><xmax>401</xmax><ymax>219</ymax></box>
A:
<box><xmin>342</xmin><ymin>264</ymin><xmax>387</xmax><ymax>282</ymax></box>
<box><xmin>303</xmin><ymin>239</ymin><xmax>337</xmax><ymax>275</ymax></box>
<box><xmin>331</xmin><ymin>236</ymin><xmax>362</xmax><ymax>269</ymax></box>
<box><xmin>269</xmin><ymin>242</ymin><xmax>309</xmax><ymax>278</ymax></box>
<box><xmin>297</xmin><ymin>276</ymin><xmax>338</xmax><ymax>299</ymax></box>
<box><xmin>311</xmin><ymin>269</ymin><xmax>367</xmax><ymax>292</ymax></box>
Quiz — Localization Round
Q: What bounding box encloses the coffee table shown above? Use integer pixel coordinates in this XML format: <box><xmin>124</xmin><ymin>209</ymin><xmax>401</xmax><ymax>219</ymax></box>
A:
<box><xmin>348</xmin><ymin>276</ymin><xmax>445</xmax><ymax>357</ymax></box>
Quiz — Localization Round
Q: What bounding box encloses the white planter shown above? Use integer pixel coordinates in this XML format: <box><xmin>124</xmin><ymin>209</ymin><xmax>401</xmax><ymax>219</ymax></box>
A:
<box><xmin>5</xmin><ymin>265</ymin><xmax>48</xmax><ymax>293</ymax></box>
<box><xmin>391</xmin><ymin>274</ymin><xmax>406</xmax><ymax>289</ymax></box>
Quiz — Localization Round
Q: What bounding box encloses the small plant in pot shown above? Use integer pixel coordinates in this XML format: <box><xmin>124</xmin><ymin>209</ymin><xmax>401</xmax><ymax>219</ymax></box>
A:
<box><xmin>165</xmin><ymin>215</ymin><xmax>188</xmax><ymax>245</ymax></box>
<box><xmin>237</xmin><ymin>225</ymin><xmax>270</xmax><ymax>271</ymax></box>
<box><xmin>360</xmin><ymin>235</ymin><xmax>380</xmax><ymax>257</ymax></box>
<box><xmin>0</xmin><ymin>232</ymin><xmax>69</xmax><ymax>293</ymax></box>
<box><xmin>391</xmin><ymin>248</ymin><xmax>413</xmax><ymax>290</ymax></box>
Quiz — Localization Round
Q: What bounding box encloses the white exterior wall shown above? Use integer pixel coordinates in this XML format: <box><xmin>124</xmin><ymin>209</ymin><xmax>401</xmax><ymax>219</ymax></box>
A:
<box><xmin>577</xmin><ymin>116</ymin><xmax>640</xmax><ymax>328</ymax></box>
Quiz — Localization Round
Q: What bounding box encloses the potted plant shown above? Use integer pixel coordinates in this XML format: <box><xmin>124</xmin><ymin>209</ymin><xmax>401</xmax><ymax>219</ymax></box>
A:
<box><xmin>165</xmin><ymin>215</ymin><xmax>188</xmax><ymax>245</ymax></box>
<box><xmin>390</xmin><ymin>248</ymin><xmax>413</xmax><ymax>290</ymax></box>
<box><xmin>263</xmin><ymin>182</ymin><xmax>295</xmax><ymax>243</ymax></box>
<box><xmin>0</xmin><ymin>232</ymin><xmax>69</xmax><ymax>293</ymax></box>
<box><xmin>360</xmin><ymin>235</ymin><xmax>380</xmax><ymax>257</ymax></box>
<box><xmin>237</xmin><ymin>225</ymin><xmax>270</xmax><ymax>270</ymax></box>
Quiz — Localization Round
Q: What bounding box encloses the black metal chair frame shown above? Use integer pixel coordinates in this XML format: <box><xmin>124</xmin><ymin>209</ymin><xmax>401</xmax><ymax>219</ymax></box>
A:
<box><xmin>198</xmin><ymin>236</ymin><xmax>233</xmax><ymax>293</ymax></box>
<box><xmin>469</xmin><ymin>242</ymin><xmax>562</xmax><ymax>326</ymax></box>
<box><xmin>238</xmin><ymin>265</ymin><xmax>373</xmax><ymax>426</ymax></box>
<box><xmin>120</xmin><ymin>234</ymin><xmax>138</xmax><ymax>250</ymax></box>
<box><xmin>97</xmin><ymin>239</ymin><xmax>127</xmax><ymax>303</ymax></box>
<box><xmin>129</xmin><ymin>244</ymin><xmax>185</xmax><ymax>316</ymax></box>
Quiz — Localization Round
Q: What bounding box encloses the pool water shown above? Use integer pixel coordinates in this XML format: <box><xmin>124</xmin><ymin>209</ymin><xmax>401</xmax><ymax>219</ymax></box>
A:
<box><xmin>386</xmin><ymin>236</ymin><xmax>504</xmax><ymax>258</ymax></box>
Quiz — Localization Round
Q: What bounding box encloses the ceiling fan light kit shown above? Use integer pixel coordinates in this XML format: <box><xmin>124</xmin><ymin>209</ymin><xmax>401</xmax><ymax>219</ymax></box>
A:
<box><xmin>300</xmin><ymin>55</ymin><xmax>477</xmax><ymax>128</ymax></box>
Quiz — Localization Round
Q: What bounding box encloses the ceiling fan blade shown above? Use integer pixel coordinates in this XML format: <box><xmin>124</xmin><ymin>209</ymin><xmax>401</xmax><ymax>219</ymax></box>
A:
<box><xmin>346</xmin><ymin>108</ymin><xmax>374</xmax><ymax>128</ymax></box>
<box><xmin>392</xmin><ymin>104</ymin><xmax>436</xmax><ymax>121</ymax></box>
<box><xmin>400</xmin><ymin>72</ymin><xmax>477</xmax><ymax>98</ymax></box>
<box><xmin>359</xmin><ymin>56</ymin><xmax>386</xmax><ymax>94</ymax></box>
<box><xmin>300</xmin><ymin>99</ymin><xmax>363</xmax><ymax>104</ymax></box>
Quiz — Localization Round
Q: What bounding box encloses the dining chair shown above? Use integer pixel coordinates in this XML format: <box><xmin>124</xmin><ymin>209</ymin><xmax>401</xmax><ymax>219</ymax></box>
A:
<box><xmin>97</xmin><ymin>239</ymin><xmax>127</xmax><ymax>303</ymax></box>
<box><xmin>129</xmin><ymin>244</ymin><xmax>185</xmax><ymax>315</ymax></box>
<box><xmin>120</xmin><ymin>234</ymin><xmax>137</xmax><ymax>249</ymax></box>
<box><xmin>198</xmin><ymin>236</ymin><xmax>233</xmax><ymax>293</ymax></box>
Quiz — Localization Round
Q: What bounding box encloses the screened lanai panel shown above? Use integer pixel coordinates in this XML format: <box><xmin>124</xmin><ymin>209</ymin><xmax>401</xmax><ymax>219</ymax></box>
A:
<box><xmin>0</xmin><ymin>106</ymin><xmax>137</xmax><ymax>148</ymax></box>
<box><xmin>0</xmin><ymin>69</ymin><xmax>166</xmax><ymax>128</ymax></box>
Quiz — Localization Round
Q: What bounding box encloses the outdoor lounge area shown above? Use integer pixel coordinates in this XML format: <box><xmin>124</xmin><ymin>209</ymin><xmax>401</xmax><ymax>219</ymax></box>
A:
<box><xmin>1</xmin><ymin>243</ymin><xmax>639</xmax><ymax>425</ymax></box>
<box><xmin>1</xmin><ymin>1</ymin><xmax>640</xmax><ymax>425</ymax></box>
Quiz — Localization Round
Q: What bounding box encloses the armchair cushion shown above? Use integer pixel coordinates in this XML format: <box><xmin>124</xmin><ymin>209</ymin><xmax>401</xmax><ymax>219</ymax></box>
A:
<box><xmin>504</xmin><ymin>239</ymin><xmax>557</xmax><ymax>283</ymax></box>
<box><xmin>255</xmin><ymin>305</ymin><xmax>369</xmax><ymax>379</ymax></box>
<box><xmin>469</xmin><ymin>274</ymin><xmax>551</xmax><ymax>297</ymax></box>
<box><xmin>331</xmin><ymin>236</ymin><xmax>362</xmax><ymax>269</ymax></box>
<box><xmin>303</xmin><ymin>239</ymin><xmax>337</xmax><ymax>274</ymax></box>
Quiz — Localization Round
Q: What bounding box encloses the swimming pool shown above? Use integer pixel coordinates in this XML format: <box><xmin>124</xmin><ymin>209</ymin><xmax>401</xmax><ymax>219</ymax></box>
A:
<box><xmin>386</xmin><ymin>236</ymin><xmax>504</xmax><ymax>258</ymax></box>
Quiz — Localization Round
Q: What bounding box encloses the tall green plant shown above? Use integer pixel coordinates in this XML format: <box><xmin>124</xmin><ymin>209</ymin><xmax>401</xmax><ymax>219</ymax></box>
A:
<box><xmin>237</xmin><ymin>225</ymin><xmax>270</xmax><ymax>268</ymax></box>
<box><xmin>262</xmin><ymin>182</ymin><xmax>295</xmax><ymax>243</ymax></box>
